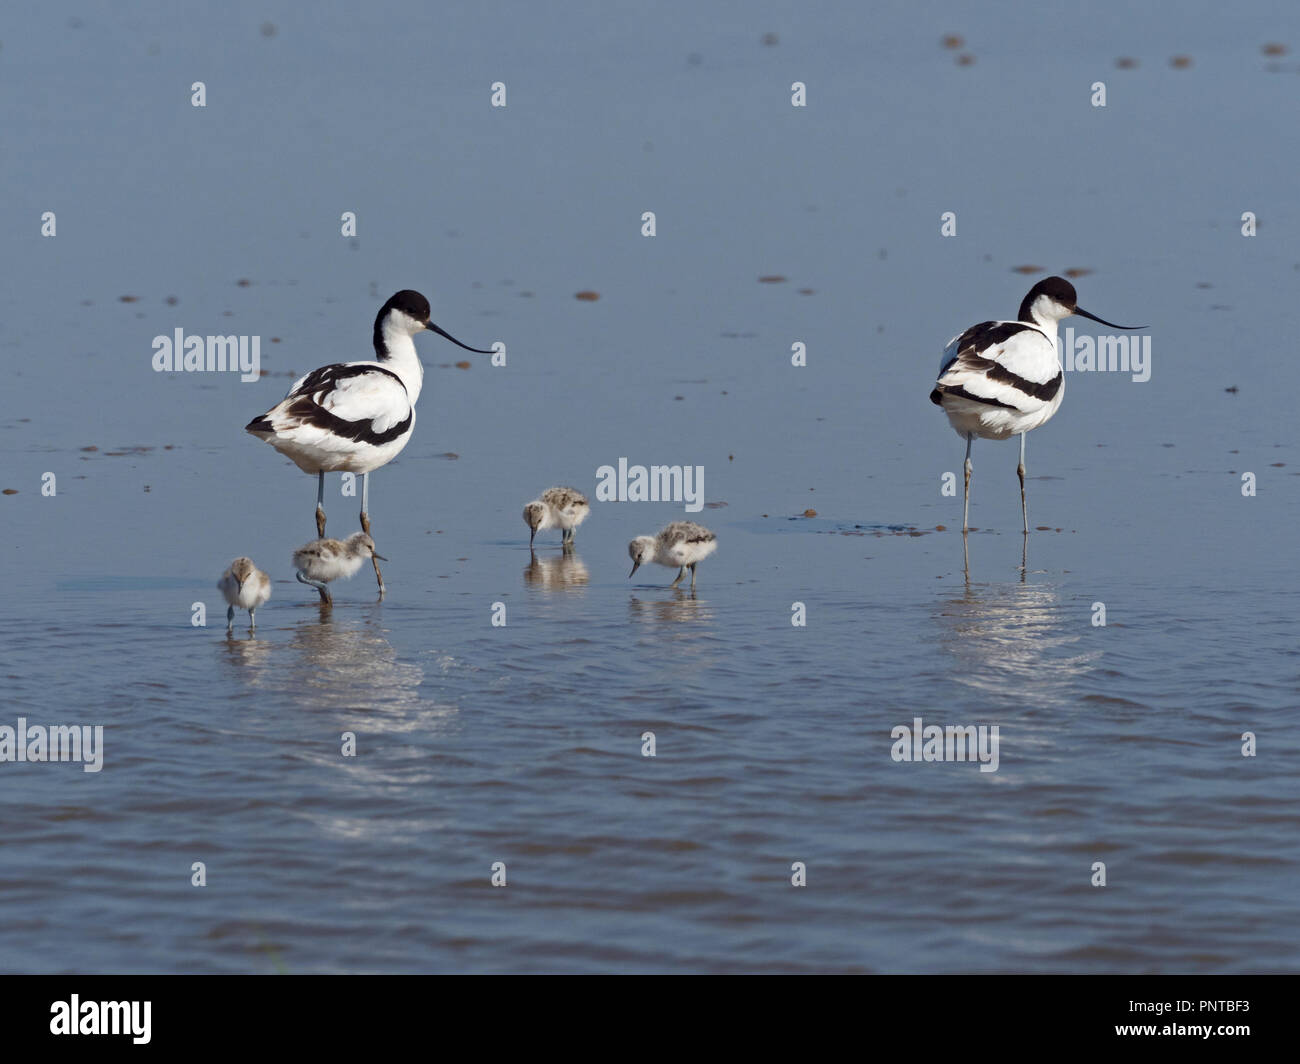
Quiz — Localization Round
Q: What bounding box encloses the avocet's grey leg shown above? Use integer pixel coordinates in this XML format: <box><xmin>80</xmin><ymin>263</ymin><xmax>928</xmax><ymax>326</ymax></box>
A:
<box><xmin>963</xmin><ymin>434</ymin><xmax>973</xmax><ymax>533</ymax></box>
<box><xmin>359</xmin><ymin>472</ymin><xmax>385</xmax><ymax>597</ymax></box>
<box><xmin>316</xmin><ymin>471</ymin><xmax>326</xmax><ymax>538</ymax></box>
<box><xmin>1018</xmin><ymin>431</ymin><xmax>1029</xmax><ymax>535</ymax></box>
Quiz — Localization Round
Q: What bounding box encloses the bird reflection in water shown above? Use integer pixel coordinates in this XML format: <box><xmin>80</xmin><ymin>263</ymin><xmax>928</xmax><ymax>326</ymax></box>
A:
<box><xmin>523</xmin><ymin>550</ymin><xmax>589</xmax><ymax>591</ymax></box>
<box><xmin>219</xmin><ymin>605</ymin><xmax>427</xmax><ymax>714</ymax></box>
<box><xmin>219</xmin><ymin>629</ymin><xmax>274</xmax><ymax>663</ymax></box>
<box><xmin>934</xmin><ymin>575</ymin><xmax>1097</xmax><ymax>712</ymax></box>
<box><xmin>962</xmin><ymin>529</ymin><xmax>1030</xmax><ymax>584</ymax></box>
<box><xmin>628</xmin><ymin>590</ymin><xmax>714</xmax><ymax>627</ymax></box>
<box><xmin>285</xmin><ymin>614</ymin><xmax>426</xmax><ymax>711</ymax></box>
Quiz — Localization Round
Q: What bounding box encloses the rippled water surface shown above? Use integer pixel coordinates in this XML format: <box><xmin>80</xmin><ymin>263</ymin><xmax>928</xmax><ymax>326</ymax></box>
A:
<box><xmin>1</xmin><ymin>1</ymin><xmax>1297</xmax><ymax>972</ymax></box>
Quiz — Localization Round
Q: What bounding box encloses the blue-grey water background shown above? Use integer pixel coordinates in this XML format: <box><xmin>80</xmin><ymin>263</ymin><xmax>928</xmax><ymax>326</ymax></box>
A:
<box><xmin>2</xmin><ymin>0</ymin><xmax>1297</xmax><ymax>972</ymax></box>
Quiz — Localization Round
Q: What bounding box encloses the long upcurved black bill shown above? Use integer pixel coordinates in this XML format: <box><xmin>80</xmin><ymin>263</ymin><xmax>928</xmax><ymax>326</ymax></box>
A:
<box><xmin>628</xmin><ymin>562</ymin><xmax>640</xmax><ymax>579</ymax></box>
<box><xmin>427</xmin><ymin>322</ymin><xmax>495</xmax><ymax>354</ymax></box>
<box><xmin>1075</xmin><ymin>307</ymin><xmax>1147</xmax><ymax>330</ymax></box>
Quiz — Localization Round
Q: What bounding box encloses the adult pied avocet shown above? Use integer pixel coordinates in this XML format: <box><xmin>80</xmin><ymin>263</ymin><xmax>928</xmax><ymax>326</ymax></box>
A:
<box><xmin>246</xmin><ymin>290</ymin><xmax>492</xmax><ymax>595</ymax></box>
<box><xmin>930</xmin><ymin>276</ymin><xmax>1144</xmax><ymax>533</ymax></box>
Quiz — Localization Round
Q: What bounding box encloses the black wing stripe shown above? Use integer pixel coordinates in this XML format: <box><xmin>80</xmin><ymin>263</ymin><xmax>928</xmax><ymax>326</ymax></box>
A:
<box><xmin>280</xmin><ymin>397</ymin><xmax>412</xmax><ymax>446</ymax></box>
<box><xmin>960</xmin><ymin>357</ymin><xmax>1063</xmax><ymax>402</ymax></box>
<box><xmin>955</xmin><ymin>321</ymin><xmax>1034</xmax><ymax>354</ymax></box>
<box><xmin>245</xmin><ymin>363</ymin><xmax>412</xmax><ymax>445</ymax></box>
<box><xmin>933</xmin><ymin>384</ymin><xmax>1018</xmax><ymax>410</ymax></box>
<box><xmin>294</xmin><ymin>363</ymin><xmax>406</xmax><ymax>397</ymax></box>
<box><xmin>933</xmin><ymin>320</ymin><xmax>1062</xmax><ymax>405</ymax></box>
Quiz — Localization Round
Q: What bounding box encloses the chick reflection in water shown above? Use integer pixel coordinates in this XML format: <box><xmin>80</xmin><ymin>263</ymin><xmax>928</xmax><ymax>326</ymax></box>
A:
<box><xmin>524</xmin><ymin>550</ymin><xmax>589</xmax><ymax>591</ymax></box>
<box><xmin>282</xmin><ymin>616</ymin><xmax>430</xmax><ymax>716</ymax></box>
<box><xmin>628</xmin><ymin>593</ymin><xmax>713</xmax><ymax>625</ymax></box>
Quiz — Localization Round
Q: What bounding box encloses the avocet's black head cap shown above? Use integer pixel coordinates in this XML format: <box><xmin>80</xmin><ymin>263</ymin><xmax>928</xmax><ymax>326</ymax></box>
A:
<box><xmin>1038</xmin><ymin>276</ymin><xmax>1077</xmax><ymax>306</ymax></box>
<box><xmin>381</xmin><ymin>289</ymin><xmax>432</xmax><ymax>325</ymax></box>
<box><xmin>1020</xmin><ymin>276</ymin><xmax>1077</xmax><ymax>318</ymax></box>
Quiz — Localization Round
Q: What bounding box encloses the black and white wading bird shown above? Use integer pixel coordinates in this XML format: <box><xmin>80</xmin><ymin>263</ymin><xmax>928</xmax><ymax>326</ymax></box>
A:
<box><xmin>246</xmin><ymin>290</ymin><xmax>492</xmax><ymax>596</ymax></box>
<box><xmin>930</xmin><ymin>276</ymin><xmax>1144</xmax><ymax>534</ymax></box>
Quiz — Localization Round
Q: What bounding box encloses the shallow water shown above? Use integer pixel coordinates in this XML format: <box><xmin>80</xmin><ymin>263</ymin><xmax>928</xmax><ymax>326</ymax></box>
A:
<box><xmin>1</xmin><ymin>1</ymin><xmax>1297</xmax><ymax>973</ymax></box>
